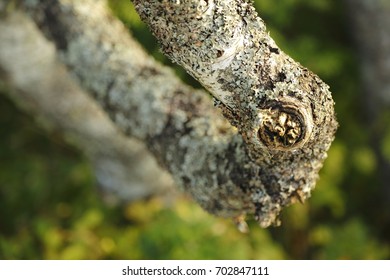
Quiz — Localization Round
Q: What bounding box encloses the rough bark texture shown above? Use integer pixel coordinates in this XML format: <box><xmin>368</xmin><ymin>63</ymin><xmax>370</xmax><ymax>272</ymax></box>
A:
<box><xmin>132</xmin><ymin>0</ymin><xmax>338</xmax><ymax>224</ymax></box>
<box><xmin>0</xmin><ymin>0</ymin><xmax>338</xmax><ymax>227</ymax></box>
<box><xmin>133</xmin><ymin>0</ymin><xmax>337</xmax><ymax>155</ymax></box>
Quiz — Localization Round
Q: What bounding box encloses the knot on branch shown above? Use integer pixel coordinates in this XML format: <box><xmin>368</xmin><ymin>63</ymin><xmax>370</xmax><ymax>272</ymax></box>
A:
<box><xmin>257</xmin><ymin>99</ymin><xmax>313</xmax><ymax>151</ymax></box>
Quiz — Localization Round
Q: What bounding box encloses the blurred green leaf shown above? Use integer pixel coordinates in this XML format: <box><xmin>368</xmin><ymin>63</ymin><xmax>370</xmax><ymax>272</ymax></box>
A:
<box><xmin>315</xmin><ymin>219</ymin><xmax>389</xmax><ymax>259</ymax></box>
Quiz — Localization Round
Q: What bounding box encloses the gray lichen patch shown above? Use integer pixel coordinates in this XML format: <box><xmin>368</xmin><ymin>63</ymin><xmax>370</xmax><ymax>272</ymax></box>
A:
<box><xmin>134</xmin><ymin>0</ymin><xmax>336</xmax><ymax>152</ymax></box>
<box><xmin>134</xmin><ymin>0</ymin><xmax>338</xmax><ymax>227</ymax></box>
<box><xmin>19</xmin><ymin>0</ymin><xmax>338</xmax><ymax>228</ymax></box>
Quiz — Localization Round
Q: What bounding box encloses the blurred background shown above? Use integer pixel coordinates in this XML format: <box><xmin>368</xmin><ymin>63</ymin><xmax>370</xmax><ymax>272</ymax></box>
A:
<box><xmin>1</xmin><ymin>0</ymin><xmax>389</xmax><ymax>259</ymax></box>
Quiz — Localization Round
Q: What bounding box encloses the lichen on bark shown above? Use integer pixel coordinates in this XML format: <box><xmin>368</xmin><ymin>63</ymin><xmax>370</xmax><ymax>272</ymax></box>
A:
<box><xmin>133</xmin><ymin>0</ymin><xmax>338</xmax><ymax>226</ymax></box>
<box><xmin>4</xmin><ymin>0</ymin><xmax>338</xmax><ymax>227</ymax></box>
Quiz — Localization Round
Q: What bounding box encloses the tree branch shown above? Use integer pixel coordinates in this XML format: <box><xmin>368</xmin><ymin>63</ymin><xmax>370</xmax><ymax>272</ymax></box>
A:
<box><xmin>132</xmin><ymin>0</ymin><xmax>338</xmax><ymax>224</ymax></box>
<box><xmin>0</xmin><ymin>11</ymin><xmax>174</xmax><ymax>202</ymax></box>
<box><xmin>133</xmin><ymin>0</ymin><xmax>337</xmax><ymax>156</ymax></box>
<box><xmin>5</xmin><ymin>0</ymin><xmax>338</xmax><ymax>227</ymax></box>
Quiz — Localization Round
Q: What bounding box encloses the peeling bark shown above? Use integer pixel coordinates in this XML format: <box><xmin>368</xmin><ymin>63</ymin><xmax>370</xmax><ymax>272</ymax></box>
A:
<box><xmin>0</xmin><ymin>0</ymin><xmax>338</xmax><ymax>227</ymax></box>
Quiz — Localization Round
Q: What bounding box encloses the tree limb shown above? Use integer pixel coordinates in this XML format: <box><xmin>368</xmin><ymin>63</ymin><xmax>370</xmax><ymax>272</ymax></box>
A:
<box><xmin>6</xmin><ymin>0</ymin><xmax>338</xmax><ymax>227</ymax></box>
<box><xmin>132</xmin><ymin>0</ymin><xmax>338</xmax><ymax>224</ymax></box>
<box><xmin>133</xmin><ymin>0</ymin><xmax>337</xmax><ymax>157</ymax></box>
<box><xmin>0</xmin><ymin>11</ymin><xmax>174</xmax><ymax>202</ymax></box>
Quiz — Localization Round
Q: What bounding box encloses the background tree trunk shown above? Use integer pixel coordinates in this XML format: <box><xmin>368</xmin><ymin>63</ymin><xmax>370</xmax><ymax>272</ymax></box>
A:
<box><xmin>345</xmin><ymin>0</ymin><xmax>390</xmax><ymax>233</ymax></box>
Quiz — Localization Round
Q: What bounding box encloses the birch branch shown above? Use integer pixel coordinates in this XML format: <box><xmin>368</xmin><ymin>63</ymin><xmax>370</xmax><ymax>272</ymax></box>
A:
<box><xmin>10</xmin><ymin>0</ymin><xmax>338</xmax><ymax>227</ymax></box>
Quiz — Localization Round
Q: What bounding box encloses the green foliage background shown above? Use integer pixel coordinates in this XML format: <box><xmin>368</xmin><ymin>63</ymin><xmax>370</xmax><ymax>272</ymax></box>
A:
<box><xmin>1</xmin><ymin>0</ymin><xmax>389</xmax><ymax>259</ymax></box>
